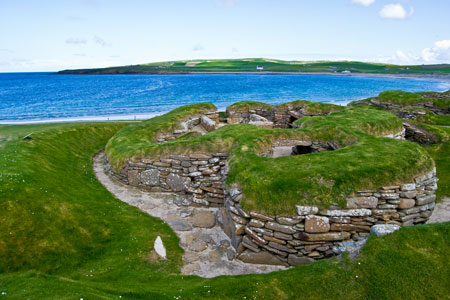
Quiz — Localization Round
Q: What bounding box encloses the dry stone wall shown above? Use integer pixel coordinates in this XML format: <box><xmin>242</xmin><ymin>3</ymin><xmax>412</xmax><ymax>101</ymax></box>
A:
<box><xmin>221</xmin><ymin>169</ymin><xmax>438</xmax><ymax>266</ymax></box>
<box><xmin>108</xmin><ymin>152</ymin><xmax>229</xmax><ymax>207</ymax></box>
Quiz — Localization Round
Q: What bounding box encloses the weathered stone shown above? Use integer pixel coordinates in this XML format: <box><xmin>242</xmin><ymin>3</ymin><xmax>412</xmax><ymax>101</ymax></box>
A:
<box><xmin>399</xmin><ymin>198</ymin><xmax>415</xmax><ymax>209</ymax></box>
<box><xmin>188</xmin><ymin>240</ymin><xmax>208</xmax><ymax>252</ymax></box>
<box><xmin>166</xmin><ymin>173</ymin><xmax>191</xmax><ymax>192</ymax></box>
<box><xmin>329</xmin><ymin>217</ymin><xmax>351</xmax><ymax>224</ymax></box>
<box><xmin>208</xmin><ymin>248</ymin><xmax>224</xmax><ymax>263</ymax></box>
<box><xmin>401</xmin><ymin>190</ymin><xmax>418</xmax><ymax>199</ymax></box>
<box><xmin>189</xmin><ymin>153</ymin><xmax>212</xmax><ymax>160</ymax></box>
<box><xmin>370</xmin><ymin>224</ymin><xmax>400</xmax><ymax>237</ymax></box>
<box><xmin>235</xmin><ymin>205</ymin><xmax>251</xmax><ymax>218</ymax></box>
<box><xmin>294</xmin><ymin>232</ymin><xmax>351</xmax><ymax>241</ymax></box>
<box><xmin>244</xmin><ymin>227</ymin><xmax>268</xmax><ymax>245</ymax></box>
<box><xmin>287</xmin><ymin>254</ymin><xmax>314</xmax><ymax>266</ymax></box>
<box><xmin>263</xmin><ymin>235</ymin><xmax>286</xmax><ymax>244</ymax></box>
<box><xmin>201</xmin><ymin>116</ymin><xmax>216</xmax><ymax>132</ymax></box>
<box><xmin>296</xmin><ymin>205</ymin><xmax>319</xmax><ymax>215</ymax></box>
<box><xmin>168</xmin><ymin>220</ymin><xmax>192</xmax><ymax>231</ymax></box>
<box><xmin>274</xmin><ymin>231</ymin><xmax>293</xmax><ymax>241</ymax></box>
<box><xmin>191</xmin><ymin>211</ymin><xmax>216</xmax><ymax>228</ymax></box>
<box><xmin>330</xmin><ymin>224</ymin><xmax>370</xmax><ymax>232</ymax></box>
<box><xmin>249</xmin><ymin>219</ymin><xmax>265</xmax><ymax>228</ymax></box>
<box><xmin>305</xmin><ymin>216</ymin><xmax>330</xmax><ymax>233</ymax></box>
<box><xmin>139</xmin><ymin>169</ymin><xmax>160</xmax><ymax>186</ymax></box>
<box><xmin>381</xmin><ymin>185</ymin><xmax>400</xmax><ymax>190</ymax></box>
<box><xmin>127</xmin><ymin>170</ymin><xmax>139</xmax><ymax>186</ymax></box>
<box><xmin>238</xmin><ymin>250</ymin><xmax>287</xmax><ymax>266</ymax></box>
<box><xmin>346</xmin><ymin>197</ymin><xmax>378</xmax><ymax>209</ymax></box>
<box><xmin>401</xmin><ymin>183</ymin><xmax>416</xmax><ymax>191</ymax></box>
<box><xmin>416</xmin><ymin>194</ymin><xmax>436</xmax><ymax>206</ymax></box>
<box><xmin>192</xmin><ymin>197</ymin><xmax>209</xmax><ymax>206</ymax></box>
<box><xmin>380</xmin><ymin>193</ymin><xmax>399</xmax><ymax>200</ymax></box>
<box><xmin>242</xmin><ymin>236</ymin><xmax>260</xmax><ymax>252</ymax></box>
<box><xmin>183</xmin><ymin>252</ymin><xmax>200</xmax><ymax>263</ymax></box>
<box><xmin>201</xmin><ymin>186</ymin><xmax>224</xmax><ymax>194</ymax></box>
<box><xmin>320</xmin><ymin>209</ymin><xmax>371</xmax><ymax>217</ymax></box>
<box><xmin>268</xmin><ymin>242</ymin><xmax>297</xmax><ymax>253</ymax></box>
<box><xmin>265</xmin><ymin>222</ymin><xmax>297</xmax><ymax>234</ymax></box>
<box><xmin>276</xmin><ymin>216</ymin><xmax>300</xmax><ymax>225</ymax></box>
<box><xmin>249</xmin><ymin>211</ymin><xmax>274</xmax><ymax>221</ymax></box>
<box><xmin>230</xmin><ymin>213</ymin><xmax>249</xmax><ymax>225</ymax></box>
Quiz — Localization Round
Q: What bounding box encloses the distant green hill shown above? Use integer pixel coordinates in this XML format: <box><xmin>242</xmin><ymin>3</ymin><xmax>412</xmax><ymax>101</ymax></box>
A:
<box><xmin>57</xmin><ymin>58</ymin><xmax>450</xmax><ymax>75</ymax></box>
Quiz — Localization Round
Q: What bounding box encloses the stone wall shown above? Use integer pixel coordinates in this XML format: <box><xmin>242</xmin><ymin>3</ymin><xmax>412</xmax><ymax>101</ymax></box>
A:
<box><xmin>108</xmin><ymin>152</ymin><xmax>229</xmax><ymax>207</ymax></box>
<box><xmin>226</xmin><ymin>105</ymin><xmax>332</xmax><ymax>129</ymax></box>
<box><xmin>220</xmin><ymin>169</ymin><xmax>438</xmax><ymax>266</ymax></box>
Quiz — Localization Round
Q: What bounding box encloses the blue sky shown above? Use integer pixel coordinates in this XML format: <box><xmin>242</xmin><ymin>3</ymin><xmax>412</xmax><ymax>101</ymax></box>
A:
<box><xmin>0</xmin><ymin>0</ymin><xmax>449</xmax><ymax>72</ymax></box>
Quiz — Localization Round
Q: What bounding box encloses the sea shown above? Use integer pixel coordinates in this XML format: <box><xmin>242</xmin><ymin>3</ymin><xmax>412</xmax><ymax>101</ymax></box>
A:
<box><xmin>1</xmin><ymin>72</ymin><xmax>449</xmax><ymax>124</ymax></box>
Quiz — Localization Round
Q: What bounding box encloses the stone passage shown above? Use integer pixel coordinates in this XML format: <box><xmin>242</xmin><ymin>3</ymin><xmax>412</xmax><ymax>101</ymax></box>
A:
<box><xmin>221</xmin><ymin>169</ymin><xmax>437</xmax><ymax>266</ymax></box>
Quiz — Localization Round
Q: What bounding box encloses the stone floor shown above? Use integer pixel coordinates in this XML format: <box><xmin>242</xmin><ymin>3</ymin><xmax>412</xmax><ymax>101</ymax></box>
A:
<box><xmin>427</xmin><ymin>197</ymin><xmax>450</xmax><ymax>224</ymax></box>
<box><xmin>93</xmin><ymin>152</ymin><xmax>286</xmax><ymax>278</ymax></box>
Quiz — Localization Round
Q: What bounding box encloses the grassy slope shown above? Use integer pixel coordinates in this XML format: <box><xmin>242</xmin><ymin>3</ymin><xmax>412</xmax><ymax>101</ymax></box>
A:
<box><xmin>0</xmin><ymin>122</ymin><xmax>449</xmax><ymax>299</ymax></box>
<box><xmin>56</xmin><ymin>58</ymin><xmax>450</xmax><ymax>75</ymax></box>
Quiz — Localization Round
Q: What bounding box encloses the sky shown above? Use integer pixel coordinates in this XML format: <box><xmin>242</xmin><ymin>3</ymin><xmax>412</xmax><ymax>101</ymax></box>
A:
<box><xmin>0</xmin><ymin>0</ymin><xmax>449</xmax><ymax>72</ymax></box>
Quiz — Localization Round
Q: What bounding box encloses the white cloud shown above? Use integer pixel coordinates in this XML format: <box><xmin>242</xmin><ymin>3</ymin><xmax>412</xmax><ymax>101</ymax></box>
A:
<box><xmin>421</xmin><ymin>40</ymin><xmax>450</xmax><ymax>63</ymax></box>
<box><xmin>379</xmin><ymin>4</ymin><xmax>412</xmax><ymax>19</ymax></box>
<box><xmin>65</xmin><ymin>38</ymin><xmax>87</xmax><ymax>45</ymax></box>
<box><xmin>352</xmin><ymin>0</ymin><xmax>375</xmax><ymax>7</ymax></box>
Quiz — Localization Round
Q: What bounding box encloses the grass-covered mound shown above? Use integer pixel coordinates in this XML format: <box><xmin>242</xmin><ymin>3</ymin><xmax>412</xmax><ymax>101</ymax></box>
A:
<box><xmin>0</xmin><ymin>123</ymin><xmax>449</xmax><ymax>299</ymax></box>
<box><xmin>106</xmin><ymin>102</ymin><xmax>433</xmax><ymax>215</ymax></box>
<box><xmin>351</xmin><ymin>90</ymin><xmax>450</xmax><ymax>111</ymax></box>
<box><xmin>226</xmin><ymin>99</ymin><xmax>344</xmax><ymax>115</ymax></box>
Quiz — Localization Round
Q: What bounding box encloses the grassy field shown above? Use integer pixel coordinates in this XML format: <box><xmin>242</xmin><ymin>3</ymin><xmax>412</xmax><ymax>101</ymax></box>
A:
<box><xmin>56</xmin><ymin>58</ymin><xmax>450</xmax><ymax>75</ymax></box>
<box><xmin>0</xmin><ymin>122</ymin><xmax>449</xmax><ymax>299</ymax></box>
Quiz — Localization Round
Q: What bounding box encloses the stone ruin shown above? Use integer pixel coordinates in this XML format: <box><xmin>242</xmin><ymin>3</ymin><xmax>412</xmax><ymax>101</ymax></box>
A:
<box><xmin>106</xmin><ymin>104</ymin><xmax>437</xmax><ymax>267</ymax></box>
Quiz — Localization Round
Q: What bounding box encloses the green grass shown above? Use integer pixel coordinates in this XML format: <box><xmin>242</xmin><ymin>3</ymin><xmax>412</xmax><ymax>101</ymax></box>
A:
<box><xmin>106</xmin><ymin>104</ymin><xmax>433</xmax><ymax>215</ymax></box>
<box><xmin>0</xmin><ymin>122</ymin><xmax>449</xmax><ymax>299</ymax></box>
<box><xmin>226</xmin><ymin>100</ymin><xmax>274</xmax><ymax>112</ymax></box>
<box><xmin>371</xmin><ymin>90</ymin><xmax>450</xmax><ymax>110</ymax></box>
<box><xmin>56</xmin><ymin>58</ymin><xmax>450</xmax><ymax>75</ymax></box>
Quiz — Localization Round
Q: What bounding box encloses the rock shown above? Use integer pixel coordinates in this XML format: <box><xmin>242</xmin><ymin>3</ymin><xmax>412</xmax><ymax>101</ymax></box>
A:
<box><xmin>401</xmin><ymin>183</ymin><xmax>416</xmax><ymax>191</ymax></box>
<box><xmin>346</xmin><ymin>197</ymin><xmax>378</xmax><ymax>209</ymax></box>
<box><xmin>305</xmin><ymin>216</ymin><xmax>330</xmax><ymax>233</ymax></box>
<box><xmin>238</xmin><ymin>250</ymin><xmax>287</xmax><ymax>266</ymax></box>
<box><xmin>154</xmin><ymin>236</ymin><xmax>166</xmax><ymax>259</ymax></box>
<box><xmin>249</xmin><ymin>219</ymin><xmax>265</xmax><ymax>228</ymax></box>
<box><xmin>174</xmin><ymin>195</ymin><xmax>191</xmax><ymax>206</ymax></box>
<box><xmin>287</xmin><ymin>254</ymin><xmax>314</xmax><ymax>266</ymax></box>
<box><xmin>183</xmin><ymin>252</ymin><xmax>200</xmax><ymax>263</ymax></box>
<box><xmin>168</xmin><ymin>220</ymin><xmax>192</xmax><ymax>231</ymax></box>
<box><xmin>249</xmin><ymin>114</ymin><xmax>269</xmax><ymax>122</ymax></box>
<box><xmin>192</xmin><ymin>211</ymin><xmax>216</xmax><ymax>228</ymax></box>
<box><xmin>139</xmin><ymin>169</ymin><xmax>160</xmax><ymax>186</ymax></box>
<box><xmin>370</xmin><ymin>224</ymin><xmax>400</xmax><ymax>237</ymax></box>
<box><xmin>332</xmin><ymin>239</ymin><xmax>367</xmax><ymax>258</ymax></box>
<box><xmin>249</xmin><ymin>211</ymin><xmax>274</xmax><ymax>221</ymax></box>
<box><xmin>296</xmin><ymin>205</ymin><xmax>319</xmax><ymax>215</ymax></box>
<box><xmin>179</xmin><ymin>209</ymin><xmax>193</xmax><ymax>218</ymax></box>
<box><xmin>201</xmin><ymin>116</ymin><xmax>216</xmax><ymax>132</ymax></box>
<box><xmin>226</xmin><ymin>248</ymin><xmax>236</xmax><ymax>260</ymax></box>
<box><xmin>320</xmin><ymin>209</ymin><xmax>371</xmax><ymax>217</ymax></box>
<box><xmin>265</xmin><ymin>222</ymin><xmax>296</xmax><ymax>234</ymax></box>
<box><xmin>401</xmin><ymin>191</ymin><xmax>418</xmax><ymax>199</ymax></box>
<box><xmin>208</xmin><ymin>248</ymin><xmax>224</xmax><ymax>263</ymax></box>
<box><xmin>127</xmin><ymin>170</ymin><xmax>139</xmax><ymax>186</ymax></box>
<box><xmin>399</xmin><ymin>198</ymin><xmax>415</xmax><ymax>209</ymax></box>
<box><xmin>330</xmin><ymin>223</ymin><xmax>370</xmax><ymax>232</ymax></box>
<box><xmin>181</xmin><ymin>263</ymin><xmax>200</xmax><ymax>274</ymax></box>
<box><xmin>188</xmin><ymin>239</ymin><xmax>208</xmax><ymax>252</ymax></box>
<box><xmin>166</xmin><ymin>173</ymin><xmax>191</xmax><ymax>192</ymax></box>
<box><xmin>295</xmin><ymin>231</ymin><xmax>351</xmax><ymax>241</ymax></box>
<box><xmin>416</xmin><ymin>194</ymin><xmax>436</xmax><ymax>206</ymax></box>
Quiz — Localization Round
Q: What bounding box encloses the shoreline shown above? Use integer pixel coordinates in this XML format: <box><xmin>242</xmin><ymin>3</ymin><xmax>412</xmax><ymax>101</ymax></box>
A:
<box><xmin>54</xmin><ymin>71</ymin><xmax>450</xmax><ymax>82</ymax></box>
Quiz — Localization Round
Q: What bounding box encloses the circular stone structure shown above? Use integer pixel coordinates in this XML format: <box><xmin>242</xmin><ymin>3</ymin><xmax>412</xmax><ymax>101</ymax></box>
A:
<box><xmin>104</xmin><ymin>100</ymin><xmax>437</xmax><ymax>267</ymax></box>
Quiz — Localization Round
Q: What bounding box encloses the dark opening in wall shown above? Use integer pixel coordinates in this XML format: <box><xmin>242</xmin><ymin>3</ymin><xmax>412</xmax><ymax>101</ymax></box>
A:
<box><xmin>292</xmin><ymin>145</ymin><xmax>316</xmax><ymax>155</ymax></box>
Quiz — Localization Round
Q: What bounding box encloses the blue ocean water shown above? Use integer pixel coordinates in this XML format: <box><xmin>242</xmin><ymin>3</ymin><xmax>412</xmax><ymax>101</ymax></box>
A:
<box><xmin>0</xmin><ymin>72</ymin><xmax>449</xmax><ymax>124</ymax></box>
